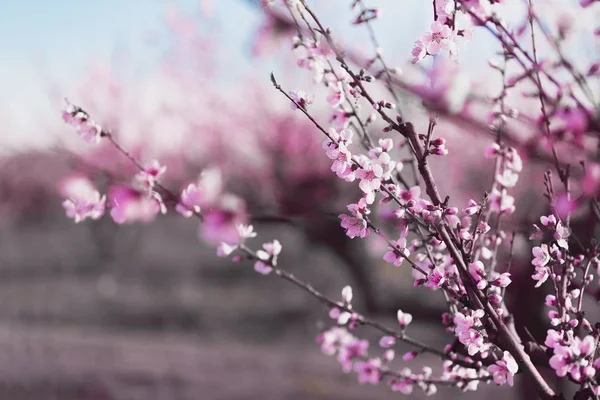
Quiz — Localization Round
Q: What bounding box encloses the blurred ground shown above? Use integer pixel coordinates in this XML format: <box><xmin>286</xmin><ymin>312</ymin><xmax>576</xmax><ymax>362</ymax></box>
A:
<box><xmin>0</xmin><ymin>214</ymin><xmax>515</xmax><ymax>399</ymax></box>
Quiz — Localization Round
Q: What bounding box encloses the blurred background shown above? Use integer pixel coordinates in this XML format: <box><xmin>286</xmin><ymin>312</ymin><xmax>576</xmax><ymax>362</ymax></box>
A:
<box><xmin>0</xmin><ymin>0</ymin><xmax>597</xmax><ymax>399</ymax></box>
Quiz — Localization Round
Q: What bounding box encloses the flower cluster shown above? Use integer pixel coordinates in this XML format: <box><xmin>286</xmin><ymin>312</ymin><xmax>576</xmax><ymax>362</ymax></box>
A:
<box><xmin>59</xmin><ymin>176</ymin><xmax>106</xmax><ymax>223</ymax></box>
<box><xmin>62</xmin><ymin>99</ymin><xmax>104</xmax><ymax>144</ymax></box>
<box><xmin>57</xmin><ymin>0</ymin><xmax>600</xmax><ymax>398</ymax></box>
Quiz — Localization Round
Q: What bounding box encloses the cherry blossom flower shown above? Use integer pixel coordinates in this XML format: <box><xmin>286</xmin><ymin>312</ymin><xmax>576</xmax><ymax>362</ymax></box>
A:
<box><xmin>354</xmin><ymin>358</ymin><xmax>382</xmax><ymax>385</ymax></box>
<box><xmin>108</xmin><ymin>185</ymin><xmax>165</xmax><ymax>224</ymax></box>
<box><xmin>383</xmin><ymin>229</ymin><xmax>410</xmax><ymax>267</ymax></box>
<box><xmin>176</xmin><ymin>182</ymin><xmax>204</xmax><ymax>217</ymax></box>
<box><xmin>489</xmin><ymin>189</ymin><xmax>515</xmax><ymax>214</ymax></box>
<box><xmin>412</xmin><ymin>21</ymin><xmax>458</xmax><ymax>62</ymax></box>
<box><xmin>541</xmin><ymin>214</ymin><xmax>557</xmax><ymax>227</ymax></box>
<box><xmin>389</xmin><ymin>377</ymin><xmax>414</xmax><ymax>394</ymax></box>
<box><xmin>397</xmin><ymin>309</ymin><xmax>413</xmax><ymax>329</ymax></box>
<box><xmin>217</xmin><ymin>242</ymin><xmax>237</xmax><ymax>257</ymax></box>
<box><xmin>176</xmin><ymin>167</ymin><xmax>223</xmax><ymax>217</ymax></box>
<box><xmin>289</xmin><ymin>90</ymin><xmax>313</xmax><ymax>110</ymax></box>
<box><xmin>60</xmin><ymin>176</ymin><xmax>106</xmax><ymax>223</ymax></box>
<box><xmin>328</xmin><ymin>143</ymin><xmax>355</xmax><ymax>180</ymax></box>
<box><xmin>424</xmin><ymin>266</ymin><xmax>447</xmax><ymax>290</ymax></box>
<box><xmin>429</xmin><ymin>138</ymin><xmax>449</xmax><ymax>156</ymax></box>
<box><xmin>469</xmin><ymin>261</ymin><xmax>488</xmax><ymax>290</ymax></box>
<box><xmin>491</xmin><ymin>272</ymin><xmax>511</xmax><ymax>288</ymax></box>
<box><xmin>356</xmin><ymin>161</ymin><xmax>383</xmax><ymax>204</ymax></box>
<box><xmin>411</xmin><ymin>40</ymin><xmax>427</xmax><ymax>63</ymax></box>
<box><xmin>254</xmin><ymin>239</ymin><xmax>282</xmax><ymax>275</ymax></box>
<box><xmin>496</xmin><ymin>169</ymin><xmax>519</xmax><ymax>188</ymax></box>
<box><xmin>379</xmin><ymin>336</ymin><xmax>396</xmax><ymax>348</ymax></box>
<box><xmin>339</xmin><ymin>202</ymin><xmax>369</xmax><ymax>238</ymax></box>
<box><xmin>329</xmin><ymin>286</ymin><xmax>355</xmax><ymax>325</ymax></box>
<box><xmin>532</xmin><ymin>265</ymin><xmax>550</xmax><ymax>288</ymax></box>
<box><xmin>216</xmin><ymin>224</ymin><xmax>257</xmax><ymax>257</ymax></box>
<box><xmin>488</xmin><ymin>351</ymin><xmax>518</xmax><ymax>386</ymax></box>
<box><xmin>399</xmin><ymin>186</ymin><xmax>421</xmax><ymax>205</ymax></box>
<box><xmin>454</xmin><ymin>309</ymin><xmax>490</xmax><ymax>356</ymax></box>
<box><xmin>135</xmin><ymin>160</ymin><xmax>167</xmax><ymax>191</ymax></box>
<box><xmin>339</xmin><ymin>340</ymin><xmax>369</xmax><ymax>372</ymax></box>
<box><xmin>62</xmin><ymin>99</ymin><xmax>103</xmax><ymax>144</ymax></box>
<box><xmin>464</xmin><ymin>199</ymin><xmax>481</xmax><ymax>215</ymax></box>
<box><xmin>549</xmin><ymin>336</ymin><xmax>596</xmax><ymax>381</ymax></box>
<box><xmin>327</xmin><ymin>81</ymin><xmax>346</xmax><ymax>109</ymax></box>
<box><xmin>532</xmin><ymin>244</ymin><xmax>551</xmax><ymax>267</ymax></box>
<box><xmin>318</xmin><ymin>326</ymin><xmax>355</xmax><ymax>356</ymax></box>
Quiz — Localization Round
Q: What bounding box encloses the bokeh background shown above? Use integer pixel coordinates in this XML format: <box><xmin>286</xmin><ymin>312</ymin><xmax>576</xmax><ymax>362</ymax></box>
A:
<box><xmin>1</xmin><ymin>1</ymin><xmax>598</xmax><ymax>399</ymax></box>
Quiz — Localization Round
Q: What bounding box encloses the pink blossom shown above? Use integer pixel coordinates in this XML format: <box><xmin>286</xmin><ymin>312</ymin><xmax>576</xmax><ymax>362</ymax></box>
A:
<box><xmin>176</xmin><ymin>167</ymin><xmax>224</xmax><ymax>217</ymax></box>
<box><xmin>135</xmin><ymin>160</ymin><xmax>167</xmax><ymax>191</ymax></box>
<box><xmin>489</xmin><ymin>189</ymin><xmax>515</xmax><ymax>214</ymax></box>
<box><xmin>389</xmin><ymin>377</ymin><xmax>414</xmax><ymax>394</ymax></box>
<box><xmin>545</xmin><ymin>329</ymin><xmax>565</xmax><ymax>349</ymax></box>
<box><xmin>354</xmin><ymin>358</ymin><xmax>382</xmax><ymax>385</ymax></box>
<box><xmin>216</xmin><ymin>224</ymin><xmax>256</xmax><ymax>258</ymax></box>
<box><xmin>375</xmin><ymin>152</ymin><xmax>397</xmax><ymax>181</ymax></box>
<box><xmin>424</xmin><ymin>266</ymin><xmax>447</xmax><ymax>290</ymax></box>
<box><xmin>337</xmin><ymin>337</ymin><xmax>369</xmax><ymax>372</ymax></box>
<box><xmin>356</xmin><ymin>161</ymin><xmax>383</xmax><ymax>204</ymax></box>
<box><xmin>217</xmin><ymin>242</ymin><xmax>237</xmax><ymax>257</ymax></box>
<box><xmin>454</xmin><ymin>309</ymin><xmax>490</xmax><ymax>356</ymax></box>
<box><xmin>549</xmin><ymin>336</ymin><xmax>596</xmax><ymax>381</ymax></box>
<box><xmin>429</xmin><ymin>138</ymin><xmax>449</xmax><ymax>156</ymax></box>
<box><xmin>383</xmin><ymin>233</ymin><xmax>410</xmax><ymax>267</ymax></box>
<box><xmin>488</xmin><ymin>351</ymin><xmax>518</xmax><ymax>386</ymax></box>
<box><xmin>176</xmin><ymin>183</ymin><xmax>203</xmax><ymax>217</ymax></box>
<box><xmin>289</xmin><ymin>90</ymin><xmax>313</xmax><ymax>110</ymax></box>
<box><xmin>108</xmin><ymin>185</ymin><xmax>164</xmax><ymax>224</ymax></box>
<box><xmin>532</xmin><ymin>266</ymin><xmax>550</xmax><ymax>288</ymax></box>
<box><xmin>379</xmin><ymin>336</ymin><xmax>396</xmax><ymax>348</ymax></box>
<box><xmin>554</xmin><ymin>222</ymin><xmax>570</xmax><ymax>250</ymax></box>
<box><xmin>237</xmin><ymin>224</ymin><xmax>257</xmax><ymax>241</ymax></box>
<box><xmin>464</xmin><ymin>199</ymin><xmax>481</xmax><ymax>215</ymax></box>
<box><xmin>327</xmin><ymin>81</ymin><xmax>346</xmax><ymax>109</ymax></box>
<box><xmin>540</xmin><ymin>214</ymin><xmax>557</xmax><ymax>227</ymax></box>
<box><xmin>61</xmin><ymin>99</ymin><xmax>103</xmax><ymax>144</ymax></box>
<box><xmin>339</xmin><ymin>203</ymin><xmax>369</xmax><ymax>239</ymax></box>
<box><xmin>411</xmin><ymin>40</ymin><xmax>426</xmax><ymax>63</ymax></box>
<box><xmin>532</xmin><ymin>244</ymin><xmax>551</xmax><ymax>267</ymax></box>
<box><xmin>469</xmin><ymin>261</ymin><xmax>488</xmax><ymax>290</ymax></box>
<box><xmin>496</xmin><ymin>169</ymin><xmax>519</xmax><ymax>188</ymax></box>
<box><xmin>318</xmin><ymin>326</ymin><xmax>355</xmax><ymax>356</ymax></box>
<box><xmin>328</xmin><ymin>143</ymin><xmax>355</xmax><ymax>180</ymax></box>
<box><xmin>484</xmin><ymin>143</ymin><xmax>500</xmax><ymax>158</ymax></box>
<box><xmin>329</xmin><ymin>307</ymin><xmax>352</xmax><ymax>325</ymax></box>
<box><xmin>59</xmin><ymin>176</ymin><xmax>106</xmax><ymax>223</ymax></box>
<box><xmin>413</xmin><ymin>21</ymin><xmax>458</xmax><ymax>62</ymax></box>
<box><xmin>341</xmin><ymin>285</ymin><xmax>353</xmax><ymax>303</ymax></box>
<box><xmin>199</xmin><ymin>194</ymin><xmax>247</xmax><ymax>245</ymax></box>
<box><xmin>329</xmin><ymin>108</ymin><xmax>351</xmax><ymax>130</ymax></box>
<box><xmin>399</xmin><ymin>186</ymin><xmax>421</xmax><ymax>205</ymax></box>
<box><xmin>62</xmin><ymin>190</ymin><xmax>106</xmax><ymax>223</ymax></box>
<box><xmin>491</xmin><ymin>272</ymin><xmax>512</xmax><ymax>288</ymax></box>
<box><xmin>397</xmin><ymin>309</ymin><xmax>413</xmax><ymax>329</ymax></box>
<box><xmin>254</xmin><ymin>239</ymin><xmax>282</xmax><ymax>275</ymax></box>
